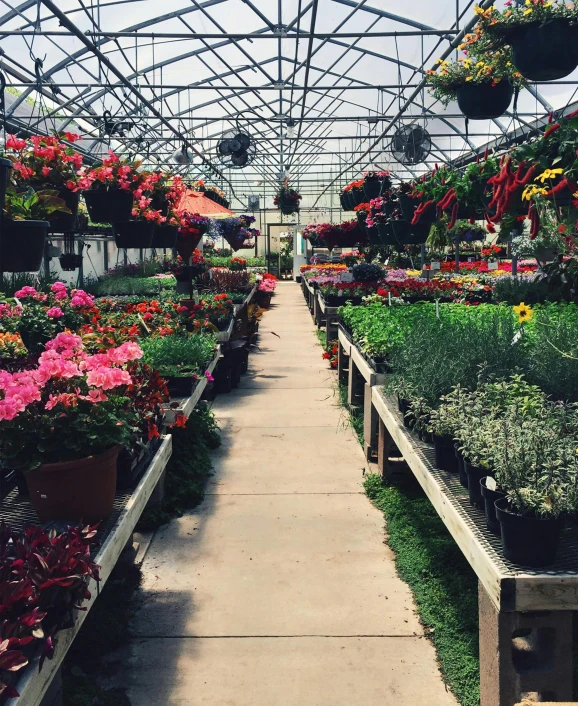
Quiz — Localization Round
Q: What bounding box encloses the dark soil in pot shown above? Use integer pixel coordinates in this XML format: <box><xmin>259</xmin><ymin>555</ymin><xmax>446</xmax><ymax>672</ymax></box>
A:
<box><xmin>433</xmin><ymin>435</ymin><xmax>458</xmax><ymax>473</ymax></box>
<box><xmin>508</xmin><ymin>18</ymin><xmax>578</xmax><ymax>81</ymax></box>
<box><xmin>495</xmin><ymin>497</ymin><xmax>563</xmax><ymax>567</ymax></box>
<box><xmin>464</xmin><ymin>461</ymin><xmax>488</xmax><ymax>508</ymax></box>
<box><xmin>480</xmin><ymin>477</ymin><xmax>506</xmax><ymax>536</ymax></box>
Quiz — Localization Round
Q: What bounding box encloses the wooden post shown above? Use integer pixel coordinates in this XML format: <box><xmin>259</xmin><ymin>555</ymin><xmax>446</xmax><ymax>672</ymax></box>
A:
<box><xmin>363</xmin><ymin>382</ymin><xmax>379</xmax><ymax>462</ymax></box>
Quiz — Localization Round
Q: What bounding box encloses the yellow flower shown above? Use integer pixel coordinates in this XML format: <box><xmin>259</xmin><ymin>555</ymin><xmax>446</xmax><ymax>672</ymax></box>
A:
<box><xmin>474</xmin><ymin>4</ymin><xmax>485</xmax><ymax>14</ymax></box>
<box><xmin>465</xmin><ymin>75</ymin><xmax>473</xmax><ymax>81</ymax></box>
<box><xmin>523</xmin><ymin>7</ymin><xmax>533</xmax><ymax>13</ymax></box>
<box><xmin>522</xmin><ymin>184</ymin><xmax>547</xmax><ymax>201</ymax></box>
<box><xmin>476</xmin><ymin>61</ymin><xmax>485</xmax><ymax>67</ymax></box>
<box><xmin>513</xmin><ymin>302</ymin><xmax>534</xmax><ymax>324</ymax></box>
<box><xmin>536</xmin><ymin>168</ymin><xmax>564</xmax><ymax>182</ymax></box>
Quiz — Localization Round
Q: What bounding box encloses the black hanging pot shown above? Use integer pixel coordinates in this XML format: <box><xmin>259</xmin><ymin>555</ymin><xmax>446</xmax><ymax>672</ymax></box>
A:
<box><xmin>495</xmin><ymin>497</ymin><xmax>563</xmax><ymax>567</ymax></box>
<box><xmin>456</xmin><ymin>80</ymin><xmax>514</xmax><ymax>120</ymax></box>
<box><xmin>433</xmin><ymin>435</ymin><xmax>458</xmax><ymax>473</ymax></box>
<box><xmin>357</xmin><ymin>211</ymin><xmax>368</xmax><ymax>225</ymax></box>
<box><xmin>279</xmin><ymin>197</ymin><xmax>297</xmax><ymax>215</ymax></box>
<box><xmin>351</xmin><ymin>188</ymin><xmax>365</xmax><ymax>207</ymax></box>
<box><xmin>390</xmin><ymin>219</ymin><xmax>426</xmax><ymax>246</ymax></box>
<box><xmin>363</xmin><ymin>179</ymin><xmax>383</xmax><ymax>200</ymax></box>
<box><xmin>507</xmin><ymin>18</ymin><xmax>578</xmax><ymax>82</ymax></box>
<box><xmin>47</xmin><ymin>186</ymin><xmax>80</xmax><ymax>233</ymax></box>
<box><xmin>83</xmin><ymin>188</ymin><xmax>134</xmax><ymax>224</ymax></box>
<box><xmin>409</xmin><ymin>221</ymin><xmax>431</xmax><ymax>244</ymax></box>
<box><xmin>152</xmin><ymin>224</ymin><xmax>178</xmax><ymax>249</ymax></box>
<box><xmin>340</xmin><ymin>193</ymin><xmax>348</xmax><ymax>210</ymax></box>
<box><xmin>0</xmin><ymin>158</ymin><xmax>11</xmax><ymax>214</ymax></box>
<box><xmin>150</xmin><ymin>193</ymin><xmax>170</xmax><ymax>217</ymax></box>
<box><xmin>112</xmin><ymin>220</ymin><xmax>155</xmax><ymax>249</ymax></box>
<box><xmin>165</xmin><ymin>375</ymin><xmax>194</xmax><ymax>398</ymax></box>
<box><xmin>344</xmin><ymin>191</ymin><xmax>356</xmax><ymax>211</ymax></box>
<box><xmin>1</xmin><ymin>219</ymin><xmax>48</xmax><ymax>272</ymax></box>
<box><xmin>377</xmin><ymin>222</ymin><xmax>396</xmax><ymax>246</ymax></box>
<box><xmin>398</xmin><ymin>193</ymin><xmax>418</xmax><ymax>221</ymax></box>
<box><xmin>59</xmin><ymin>252</ymin><xmax>83</xmax><ymax>271</ymax></box>
<box><xmin>480</xmin><ymin>478</ymin><xmax>506</xmax><ymax>536</ymax></box>
<box><xmin>365</xmin><ymin>224</ymin><xmax>381</xmax><ymax>246</ymax></box>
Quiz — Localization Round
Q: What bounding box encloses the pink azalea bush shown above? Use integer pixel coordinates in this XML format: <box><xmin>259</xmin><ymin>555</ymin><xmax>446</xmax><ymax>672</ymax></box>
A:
<box><xmin>258</xmin><ymin>278</ymin><xmax>277</xmax><ymax>293</ymax></box>
<box><xmin>0</xmin><ymin>333</ymin><xmax>142</xmax><ymax>471</ymax></box>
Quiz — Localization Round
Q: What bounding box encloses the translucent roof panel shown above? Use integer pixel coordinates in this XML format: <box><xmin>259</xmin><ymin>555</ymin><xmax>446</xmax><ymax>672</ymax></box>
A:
<box><xmin>1</xmin><ymin>0</ymin><xmax>577</xmax><ymax>210</ymax></box>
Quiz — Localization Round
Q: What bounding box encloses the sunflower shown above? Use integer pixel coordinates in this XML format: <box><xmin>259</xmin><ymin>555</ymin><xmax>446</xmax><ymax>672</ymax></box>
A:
<box><xmin>513</xmin><ymin>302</ymin><xmax>534</xmax><ymax>324</ymax></box>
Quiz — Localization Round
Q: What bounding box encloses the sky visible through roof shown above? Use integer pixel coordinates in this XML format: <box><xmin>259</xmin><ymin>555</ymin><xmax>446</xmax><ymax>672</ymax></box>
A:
<box><xmin>0</xmin><ymin>0</ymin><xmax>577</xmax><ymax>212</ymax></box>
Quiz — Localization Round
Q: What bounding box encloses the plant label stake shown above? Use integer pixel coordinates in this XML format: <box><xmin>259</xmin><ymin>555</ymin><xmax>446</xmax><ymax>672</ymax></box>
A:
<box><xmin>193</xmin><ymin>289</ymin><xmax>200</xmax><ymax>305</ymax></box>
<box><xmin>431</xmin><ymin>261</ymin><xmax>441</xmax><ymax>270</ymax></box>
<box><xmin>435</xmin><ymin>299</ymin><xmax>440</xmax><ymax>319</ymax></box>
<box><xmin>388</xmin><ymin>291</ymin><xmax>392</xmax><ymax>307</ymax></box>
<box><xmin>488</xmin><ymin>261</ymin><xmax>498</xmax><ymax>271</ymax></box>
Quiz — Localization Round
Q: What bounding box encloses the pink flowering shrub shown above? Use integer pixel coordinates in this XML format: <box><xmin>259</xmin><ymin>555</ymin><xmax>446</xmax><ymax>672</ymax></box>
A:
<box><xmin>258</xmin><ymin>278</ymin><xmax>277</xmax><ymax>293</ymax></box>
<box><xmin>0</xmin><ymin>333</ymin><xmax>142</xmax><ymax>471</ymax></box>
<box><xmin>1</xmin><ymin>283</ymin><xmax>95</xmax><ymax>353</ymax></box>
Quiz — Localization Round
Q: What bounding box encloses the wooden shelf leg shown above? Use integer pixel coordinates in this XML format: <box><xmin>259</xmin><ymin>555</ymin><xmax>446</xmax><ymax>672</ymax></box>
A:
<box><xmin>347</xmin><ymin>357</ymin><xmax>364</xmax><ymax>407</ymax></box>
<box><xmin>364</xmin><ymin>382</ymin><xmax>379</xmax><ymax>462</ymax></box>
<box><xmin>337</xmin><ymin>341</ymin><xmax>349</xmax><ymax>387</ymax></box>
<box><xmin>377</xmin><ymin>418</ymin><xmax>395</xmax><ymax>481</ymax></box>
<box><xmin>479</xmin><ymin>582</ymin><xmax>573</xmax><ymax>706</ymax></box>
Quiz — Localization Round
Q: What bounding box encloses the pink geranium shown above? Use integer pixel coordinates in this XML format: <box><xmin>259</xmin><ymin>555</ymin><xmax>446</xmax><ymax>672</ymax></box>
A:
<box><xmin>46</xmin><ymin>307</ymin><xmax>64</xmax><ymax>319</ymax></box>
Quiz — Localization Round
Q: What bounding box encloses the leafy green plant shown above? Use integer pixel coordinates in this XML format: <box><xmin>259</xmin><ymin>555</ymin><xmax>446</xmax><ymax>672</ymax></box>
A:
<box><xmin>140</xmin><ymin>333</ymin><xmax>216</xmax><ymax>378</ymax></box>
<box><xmin>4</xmin><ymin>186</ymin><xmax>71</xmax><ymax>221</ymax></box>
<box><xmin>94</xmin><ymin>276</ymin><xmax>175</xmax><ymax>297</ymax></box>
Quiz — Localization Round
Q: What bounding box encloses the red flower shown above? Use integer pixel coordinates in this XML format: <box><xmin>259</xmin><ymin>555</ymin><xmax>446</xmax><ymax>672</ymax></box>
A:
<box><xmin>147</xmin><ymin>423</ymin><xmax>160</xmax><ymax>440</ymax></box>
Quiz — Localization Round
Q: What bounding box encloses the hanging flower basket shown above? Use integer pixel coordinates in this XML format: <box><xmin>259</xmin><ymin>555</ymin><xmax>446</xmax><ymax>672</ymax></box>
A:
<box><xmin>1</xmin><ymin>219</ymin><xmax>48</xmax><ymax>272</ymax></box>
<box><xmin>377</xmin><ymin>222</ymin><xmax>396</xmax><ymax>246</ymax></box>
<box><xmin>507</xmin><ymin>18</ymin><xmax>578</xmax><ymax>81</ymax></box>
<box><xmin>223</xmin><ymin>229</ymin><xmax>246</xmax><ymax>251</ymax></box>
<box><xmin>278</xmin><ymin>197</ymin><xmax>298</xmax><ymax>215</ymax></box>
<box><xmin>59</xmin><ymin>252</ymin><xmax>83</xmax><ymax>271</ymax></box>
<box><xmin>26</xmin><ymin>445</ymin><xmax>120</xmax><ymax>523</ymax></box>
<box><xmin>339</xmin><ymin>193</ymin><xmax>349</xmax><ymax>210</ymax></box>
<box><xmin>400</xmin><ymin>193</ymin><xmax>435</xmax><ymax>225</ymax></box>
<box><xmin>363</xmin><ymin>179</ymin><xmax>383</xmax><ymax>200</ymax></box>
<box><xmin>152</xmin><ymin>224</ymin><xmax>179</xmax><ymax>249</ymax></box>
<box><xmin>83</xmin><ymin>188</ymin><xmax>134</xmax><ymax>224</ymax></box>
<box><xmin>150</xmin><ymin>193</ymin><xmax>170</xmax><ymax>217</ymax></box>
<box><xmin>176</xmin><ymin>234</ymin><xmax>202</xmax><ymax>262</ymax></box>
<box><xmin>390</xmin><ymin>219</ymin><xmax>427</xmax><ymax>246</ymax></box>
<box><xmin>48</xmin><ymin>186</ymin><xmax>80</xmax><ymax>233</ymax></box>
<box><xmin>0</xmin><ymin>158</ymin><xmax>12</xmax><ymax>213</ymax></box>
<box><xmin>365</xmin><ymin>224</ymin><xmax>381</xmax><ymax>246</ymax></box>
<box><xmin>112</xmin><ymin>220</ymin><xmax>155</xmax><ymax>249</ymax></box>
<box><xmin>456</xmin><ymin>80</ymin><xmax>514</xmax><ymax>120</ymax></box>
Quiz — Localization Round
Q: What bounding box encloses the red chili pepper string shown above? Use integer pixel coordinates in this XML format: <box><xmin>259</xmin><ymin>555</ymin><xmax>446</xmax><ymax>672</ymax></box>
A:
<box><xmin>544</xmin><ymin>123</ymin><xmax>561</xmax><ymax>139</ymax></box>
<box><xmin>448</xmin><ymin>202</ymin><xmax>458</xmax><ymax>230</ymax></box>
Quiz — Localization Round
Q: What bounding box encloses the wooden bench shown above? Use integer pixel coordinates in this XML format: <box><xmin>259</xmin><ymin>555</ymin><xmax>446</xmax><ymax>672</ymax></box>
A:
<box><xmin>371</xmin><ymin>386</ymin><xmax>578</xmax><ymax>706</ymax></box>
<box><xmin>6</xmin><ymin>436</ymin><xmax>173</xmax><ymax>706</ymax></box>
<box><xmin>337</xmin><ymin>325</ymin><xmax>387</xmax><ymax>461</ymax></box>
<box><xmin>316</xmin><ymin>293</ymin><xmax>340</xmax><ymax>340</ymax></box>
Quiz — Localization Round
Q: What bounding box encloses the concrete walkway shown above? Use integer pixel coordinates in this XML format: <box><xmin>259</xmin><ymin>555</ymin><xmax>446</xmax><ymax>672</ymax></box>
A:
<box><xmin>126</xmin><ymin>282</ymin><xmax>457</xmax><ymax>706</ymax></box>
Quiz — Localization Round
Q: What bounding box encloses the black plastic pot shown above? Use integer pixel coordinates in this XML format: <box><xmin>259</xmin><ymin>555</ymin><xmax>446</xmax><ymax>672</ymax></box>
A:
<box><xmin>456</xmin><ymin>80</ymin><xmax>513</xmax><ymax>120</ymax></box>
<box><xmin>480</xmin><ymin>478</ymin><xmax>506</xmax><ymax>536</ymax></box>
<box><xmin>495</xmin><ymin>497</ymin><xmax>563</xmax><ymax>567</ymax></box>
<box><xmin>508</xmin><ymin>18</ymin><xmax>578</xmax><ymax>82</ymax></box>
<box><xmin>165</xmin><ymin>375</ymin><xmax>194</xmax><ymax>398</ymax></box>
<box><xmin>376</xmin><ymin>222</ymin><xmax>396</xmax><ymax>246</ymax></box>
<box><xmin>279</xmin><ymin>197</ymin><xmax>298</xmax><ymax>215</ymax></box>
<box><xmin>455</xmin><ymin>445</ymin><xmax>468</xmax><ymax>489</ymax></box>
<box><xmin>83</xmin><ymin>188</ymin><xmax>134</xmax><ymax>224</ymax></box>
<box><xmin>398</xmin><ymin>398</ymin><xmax>415</xmax><ymax>429</ymax></box>
<box><xmin>0</xmin><ymin>158</ymin><xmax>11</xmax><ymax>213</ymax></box>
<box><xmin>1</xmin><ymin>219</ymin><xmax>48</xmax><ymax>272</ymax></box>
<box><xmin>365</xmin><ymin>225</ymin><xmax>381</xmax><ymax>245</ymax></box>
<box><xmin>340</xmin><ymin>194</ymin><xmax>349</xmax><ymax>210</ymax></box>
<box><xmin>59</xmin><ymin>252</ymin><xmax>83</xmax><ymax>271</ymax></box>
<box><xmin>357</xmin><ymin>211</ymin><xmax>367</xmax><ymax>225</ymax></box>
<box><xmin>351</xmin><ymin>188</ymin><xmax>365</xmax><ymax>207</ymax></box>
<box><xmin>48</xmin><ymin>187</ymin><xmax>80</xmax><ymax>233</ymax></box>
<box><xmin>152</xmin><ymin>224</ymin><xmax>178</xmax><ymax>248</ymax></box>
<box><xmin>464</xmin><ymin>461</ymin><xmax>487</xmax><ymax>509</ymax></box>
<box><xmin>399</xmin><ymin>194</ymin><xmax>436</xmax><ymax>226</ymax></box>
<box><xmin>112</xmin><ymin>220</ymin><xmax>155</xmax><ymax>249</ymax></box>
<box><xmin>363</xmin><ymin>179</ymin><xmax>383</xmax><ymax>200</ymax></box>
<box><xmin>433</xmin><ymin>435</ymin><xmax>458</xmax><ymax>473</ymax></box>
<box><xmin>150</xmin><ymin>193</ymin><xmax>170</xmax><ymax>217</ymax></box>
<box><xmin>391</xmin><ymin>219</ymin><xmax>428</xmax><ymax>246</ymax></box>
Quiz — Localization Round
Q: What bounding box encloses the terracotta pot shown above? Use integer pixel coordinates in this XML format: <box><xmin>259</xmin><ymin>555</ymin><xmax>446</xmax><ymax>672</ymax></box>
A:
<box><xmin>26</xmin><ymin>445</ymin><xmax>121</xmax><ymax>523</ymax></box>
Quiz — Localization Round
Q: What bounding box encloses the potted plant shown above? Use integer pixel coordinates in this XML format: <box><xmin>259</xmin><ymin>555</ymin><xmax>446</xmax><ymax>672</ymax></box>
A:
<box><xmin>229</xmin><ymin>256</ymin><xmax>247</xmax><ymax>271</ymax></box>
<box><xmin>363</xmin><ymin>170</ymin><xmax>392</xmax><ymax>200</ymax></box>
<box><xmin>112</xmin><ymin>195</ymin><xmax>163</xmax><ymax>249</ymax></box>
<box><xmin>426</xmin><ymin>40</ymin><xmax>523</xmax><ymax>120</ymax></box>
<box><xmin>176</xmin><ymin>212</ymin><xmax>211</xmax><ymax>262</ymax></box>
<box><xmin>477</xmin><ymin>0</ymin><xmax>578</xmax><ymax>82</ymax></box>
<box><xmin>140</xmin><ymin>332</ymin><xmax>216</xmax><ymax>398</ymax></box>
<box><xmin>2</xmin><ymin>187</ymin><xmax>70</xmax><ymax>272</ymax></box>
<box><xmin>274</xmin><ymin>179</ymin><xmax>302</xmax><ymax>215</ymax></box>
<box><xmin>5</xmin><ymin>133</ymin><xmax>85</xmax><ymax>232</ymax></box>
<box><xmin>0</xmin><ymin>333</ymin><xmax>142</xmax><ymax>522</ymax></box>
<box><xmin>82</xmin><ymin>151</ymin><xmax>142</xmax><ymax>223</ymax></box>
